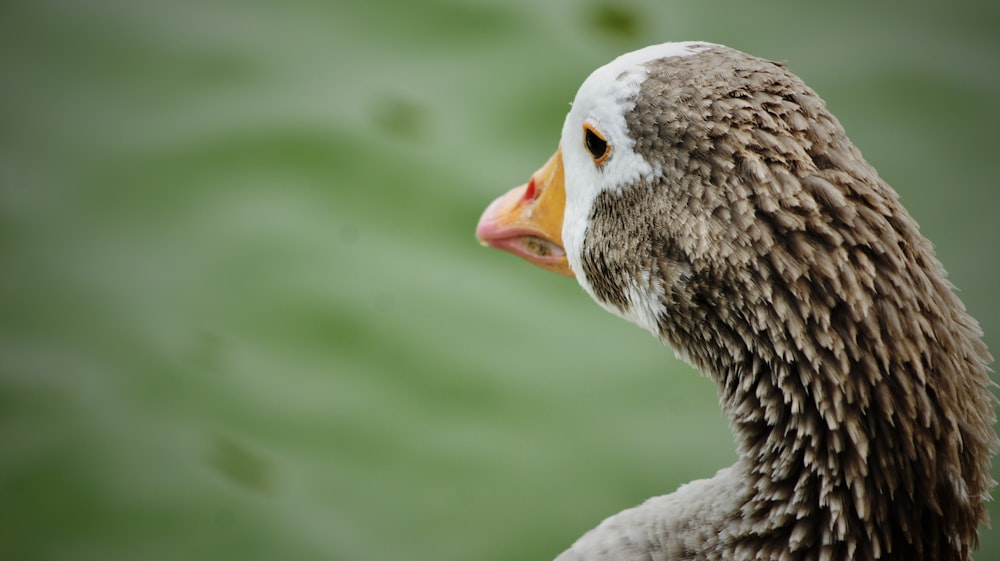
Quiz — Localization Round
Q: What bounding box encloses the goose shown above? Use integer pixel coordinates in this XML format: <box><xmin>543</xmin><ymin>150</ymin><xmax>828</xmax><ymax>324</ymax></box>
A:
<box><xmin>475</xmin><ymin>42</ymin><xmax>997</xmax><ymax>561</ymax></box>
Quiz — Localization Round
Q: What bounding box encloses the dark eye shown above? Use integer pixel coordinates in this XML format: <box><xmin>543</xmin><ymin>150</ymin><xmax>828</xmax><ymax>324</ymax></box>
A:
<box><xmin>583</xmin><ymin>125</ymin><xmax>610</xmax><ymax>164</ymax></box>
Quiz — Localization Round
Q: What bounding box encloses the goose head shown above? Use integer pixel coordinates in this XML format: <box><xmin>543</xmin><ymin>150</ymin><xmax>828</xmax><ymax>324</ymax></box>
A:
<box><xmin>476</xmin><ymin>42</ymin><xmax>996</xmax><ymax>561</ymax></box>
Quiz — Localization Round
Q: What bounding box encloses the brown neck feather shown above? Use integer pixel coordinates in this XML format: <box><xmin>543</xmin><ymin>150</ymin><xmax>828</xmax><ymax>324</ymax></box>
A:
<box><xmin>580</xmin><ymin>47</ymin><xmax>997</xmax><ymax>561</ymax></box>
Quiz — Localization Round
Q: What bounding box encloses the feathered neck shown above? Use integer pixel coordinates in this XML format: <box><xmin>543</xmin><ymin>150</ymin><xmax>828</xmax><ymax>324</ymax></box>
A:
<box><xmin>662</xmin><ymin>230</ymin><xmax>997</xmax><ymax>560</ymax></box>
<box><xmin>573</xmin><ymin>47</ymin><xmax>997</xmax><ymax>561</ymax></box>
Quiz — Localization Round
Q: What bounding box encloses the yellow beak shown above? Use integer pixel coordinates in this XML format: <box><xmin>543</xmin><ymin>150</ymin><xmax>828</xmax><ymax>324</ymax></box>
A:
<box><xmin>475</xmin><ymin>148</ymin><xmax>574</xmax><ymax>277</ymax></box>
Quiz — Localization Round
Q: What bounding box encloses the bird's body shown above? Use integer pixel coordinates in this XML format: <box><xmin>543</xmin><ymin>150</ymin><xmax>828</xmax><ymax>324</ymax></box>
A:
<box><xmin>476</xmin><ymin>43</ymin><xmax>996</xmax><ymax>561</ymax></box>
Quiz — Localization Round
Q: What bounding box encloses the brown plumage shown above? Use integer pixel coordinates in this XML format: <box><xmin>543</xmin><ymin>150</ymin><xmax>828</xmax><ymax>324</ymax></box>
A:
<box><xmin>477</xmin><ymin>42</ymin><xmax>997</xmax><ymax>561</ymax></box>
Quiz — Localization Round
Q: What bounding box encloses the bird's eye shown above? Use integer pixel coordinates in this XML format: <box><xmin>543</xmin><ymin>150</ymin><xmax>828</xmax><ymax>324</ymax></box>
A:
<box><xmin>583</xmin><ymin>124</ymin><xmax>610</xmax><ymax>165</ymax></box>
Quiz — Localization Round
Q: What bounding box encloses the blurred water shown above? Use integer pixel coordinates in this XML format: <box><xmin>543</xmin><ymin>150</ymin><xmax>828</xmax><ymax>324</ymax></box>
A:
<box><xmin>2</xmin><ymin>1</ymin><xmax>999</xmax><ymax>560</ymax></box>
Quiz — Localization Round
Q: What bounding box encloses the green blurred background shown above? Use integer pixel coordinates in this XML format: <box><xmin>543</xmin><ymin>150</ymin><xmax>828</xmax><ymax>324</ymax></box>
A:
<box><xmin>2</xmin><ymin>0</ymin><xmax>998</xmax><ymax>559</ymax></box>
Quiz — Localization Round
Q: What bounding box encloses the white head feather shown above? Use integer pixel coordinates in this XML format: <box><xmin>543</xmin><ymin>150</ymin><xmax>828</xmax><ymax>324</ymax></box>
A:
<box><xmin>560</xmin><ymin>41</ymin><xmax>714</xmax><ymax>331</ymax></box>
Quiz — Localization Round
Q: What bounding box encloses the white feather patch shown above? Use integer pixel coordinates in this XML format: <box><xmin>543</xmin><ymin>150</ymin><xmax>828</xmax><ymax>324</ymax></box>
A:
<box><xmin>561</xmin><ymin>41</ymin><xmax>714</xmax><ymax>330</ymax></box>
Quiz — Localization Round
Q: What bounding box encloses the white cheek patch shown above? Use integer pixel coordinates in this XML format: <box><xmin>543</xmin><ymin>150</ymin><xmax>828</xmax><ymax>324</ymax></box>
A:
<box><xmin>561</xmin><ymin>42</ymin><xmax>713</xmax><ymax>318</ymax></box>
<box><xmin>562</xmin><ymin>42</ymin><xmax>715</xmax><ymax>271</ymax></box>
<box><xmin>561</xmin><ymin>69</ymin><xmax>656</xmax><ymax>283</ymax></box>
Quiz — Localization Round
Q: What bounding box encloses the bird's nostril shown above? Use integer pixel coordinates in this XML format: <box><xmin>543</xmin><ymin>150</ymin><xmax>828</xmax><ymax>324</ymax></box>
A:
<box><xmin>523</xmin><ymin>178</ymin><xmax>537</xmax><ymax>201</ymax></box>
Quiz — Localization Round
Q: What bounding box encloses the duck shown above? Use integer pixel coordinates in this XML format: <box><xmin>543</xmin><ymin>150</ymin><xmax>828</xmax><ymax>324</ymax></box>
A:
<box><xmin>475</xmin><ymin>42</ymin><xmax>997</xmax><ymax>561</ymax></box>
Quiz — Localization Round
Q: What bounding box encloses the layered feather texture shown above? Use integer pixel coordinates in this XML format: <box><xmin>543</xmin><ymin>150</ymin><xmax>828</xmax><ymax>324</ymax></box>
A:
<box><xmin>555</xmin><ymin>45</ymin><xmax>996</xmax><ymax>561</ymax></box>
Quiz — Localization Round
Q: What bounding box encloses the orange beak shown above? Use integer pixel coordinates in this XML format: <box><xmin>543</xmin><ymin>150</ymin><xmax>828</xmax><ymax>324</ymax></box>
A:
<box><xmin>476</xmin><ymin>148</ymin><xmax>574</xmax><ymax>277</ymax></box>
